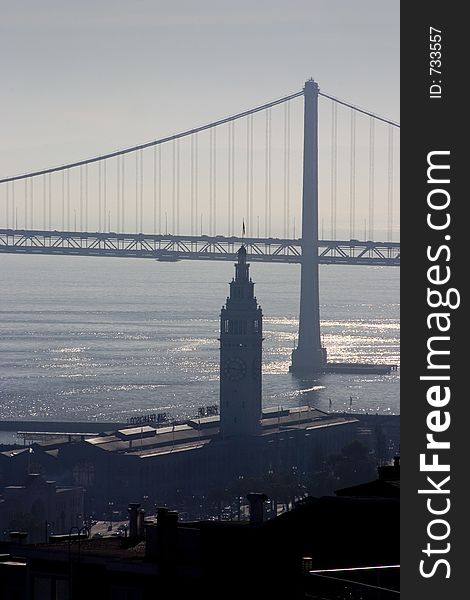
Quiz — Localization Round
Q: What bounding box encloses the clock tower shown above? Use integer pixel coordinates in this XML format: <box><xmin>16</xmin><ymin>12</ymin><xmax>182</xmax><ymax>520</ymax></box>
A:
<box><xmin>219</xmin><ymin>246</ymin><xmax>262</xmax><ymax>437</ymax></box>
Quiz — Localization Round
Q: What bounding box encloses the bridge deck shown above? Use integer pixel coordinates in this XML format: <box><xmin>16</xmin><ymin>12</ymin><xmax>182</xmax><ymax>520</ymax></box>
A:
<box><xmin>0</xmin><ymin>229</ymin><xmax>400</xmax><ymax>266</ymax></box>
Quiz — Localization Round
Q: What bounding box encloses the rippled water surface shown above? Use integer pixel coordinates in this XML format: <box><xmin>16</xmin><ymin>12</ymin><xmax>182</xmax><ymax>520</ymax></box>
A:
<box><xmin>0</xmin><ymin>254</ymin><xmax>399</xmax><ymax>422</ymax></box>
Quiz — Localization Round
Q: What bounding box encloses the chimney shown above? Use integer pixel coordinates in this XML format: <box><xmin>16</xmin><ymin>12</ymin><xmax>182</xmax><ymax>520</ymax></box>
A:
<box><xmin>246</xmin><ymin>493</ymin><xmax>268</xmax><ymax>524</ymax></box>
<box><xmin>154</xmin><ymin>508</ymin><xmax>178</xmax><ymax>562</ymax></box>
<box><xmin>137</xmin><ymin>508</ymin><xmax>146</xmax><ymax>537</ymax></box>
<box><xmin>127</xmin><ymin>503</ymin><xmax>141</xmax><ymax>538</ymax></box>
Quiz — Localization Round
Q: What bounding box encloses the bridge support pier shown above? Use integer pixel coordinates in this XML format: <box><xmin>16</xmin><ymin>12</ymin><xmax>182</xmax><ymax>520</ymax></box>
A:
<box><xmin>290</xmin><ymin>79</ymin><xmax>327</xmax><ymax>375</ymax></box>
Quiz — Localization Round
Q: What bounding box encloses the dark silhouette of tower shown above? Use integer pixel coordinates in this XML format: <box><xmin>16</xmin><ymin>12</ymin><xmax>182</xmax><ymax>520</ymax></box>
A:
<box><xmin>219</xmin><ymin>246</ymin><xmax>262</xmax><ymax>437</ymax></box>
<box><xmin>290</xmin><ymin>78</ymin><xmax>327</xmax><ymax>374</ymax></box>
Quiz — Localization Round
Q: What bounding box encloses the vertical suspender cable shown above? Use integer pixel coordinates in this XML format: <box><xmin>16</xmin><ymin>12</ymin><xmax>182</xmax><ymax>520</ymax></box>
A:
<box><xmin>194</xmin><ymin>133</ymin><xmax>198</xmax><ymax>237</ymax></box>
<box><xmin>249</xmin><ymin>114</ymin><xmax>254</xmax><ymax>237</ymax></box>
<box><xmin>227</xmin><ymin>122</ymin><xmax>231</xmax><ymax>235</ymax></box>
<box><xmin>135</xmin><ymin>151</ymin><xmax>139</xmax><ymax>233</ymax></box>
<box><xmin>99</xmin><ymin>161</ymin><xmax>103</xmax><ymax>232</ymax></box>
<box><xmin>85</xmin><ymin>164</ymin><xmax>88</xmax><ymax>232</ymax></box>
<box><xmin>231</xmin><ymin>120</ymin><xmax>235</xmax><ymax>236</ymax></box>
<box><xmin>268</xmin><ymin>108</ymin><xmax>272</xmax><ymax>237</ymax></box>
<box><xmin>154</xmin><ymin>146</ymin><xmax>157</xmax><ymax>234</ymax></box>
<box><xmin>116</xmin><ymin>158</ymin><xmax>120</xmax><ymax>237</ymax></box>
<box><xmin>66</xmin><ymin>171</ymin><xmax>70</xmax><ymax>230</ymax></box>
<box><xmin>176</xmin><ymin>139</ymin><xmax>180</xmax><ymax>235</ymax></box>
<box><xmin>330</xmin><ymin>102</ymin><xmax>338</xmax><ymax>239</ymax></box>
<box><xmin>140</xmin><ymin>149</ymin><xmax>144</xmax><ymax>233</ymax></box>
<box><xmin>118</xmin><ymin>156</ymin><xmax>122</xmax><ymax>233</ymax></box>
<box><xmin>43</xmin><ymin>175</ymin><xmax>46</xmax><ymax>230</ymax></box>
<box><xmin>387</xmin><ymin>125</ymin><xmax>394</xmax><ymax>241</ymax></box>
<box><xmin>190</xmin><ymin>135</ymin><xmax>194</xmax><ymax>235</ymax></box>
<box><xmin>368</xmin><ymin>117</ymin><xmax>375</xmax><ymax>239</ymax></box>
<box><xmin>12</xmin><ymin>183</ymin><xmax>15</xmax><ymax>229</ymax></box>
<box><xmin>48</xmin><ymin>173</ymin><xmax>52</xmax><ymax>230</ymax></box>
<box><xmin>115</xmin><ymin>156</ymin><xmax>119</xmax><ymax>239</ymax></box>
<box><xmin>172</xmin><ymin>141</ymin><xmax>176</xmax><ymax>234</ymax></box>
<box><xmin>61</xmin><ymin>171</ymin><xmax>64</xmax><ymax>230</ymax></box>
<box><xmin>349</xmin><ymin>109</ymin><xmax>356</xmax><ymax>239</ymax></box>
<box><xmin>30</xmin><ymin>179</ymin><xmax>34</xmax><ymax>230</ymax></box>
<box><xmin>265</xmin><ymin>109</ymin><xmax>272</xmax><ymax>237</ymax></box>
<box><xmin>286</xmin><ymin>101</ymin><xmax>290</xmax><ymax>239</ymax></box>
<box><xmin>12</xmin><ymin>182</ymin><xmax>15</xmax><ymax>228</ymax></box>
<box><xmin>6</xmin><ymin>182</ymin><xmax>9</xmax><ymax>228</ymax></box>
<box><xmin>79</xmin><ymin>166</ymin><xmax>83</xmax><ymax>230</ymax></box>
<box><xmin>24</xmin><ymin>179</ymin><xmax>27</xmax><ymax>229</ymax></box>
<box><xmin>246</xmin><ymin>117</ymin><xmax>250</xmax><ymax>235</ymax></box>
<box><xmin>103</xmin><ymin>160</ymin><xmax>107</xmax><ymax>232</ymax></box>
<box><xmin>283</xmin><ymin>103</ymin><xmax>287</xmax><ymax>238</ymax></box>
<box><xmin>213</xmin><ymin>127</ymin><xmax>217</xmax><ymax>236</ymax></box>
<box><xmin>115</xmin><ymin>158</ymin><xmax>119</xmax><ymax>234</ymax></box>
<box><xmin>209</xmin><ymin>129</ymin><xmax>213</xmax><ymax>236</ymax></box>
<box><xmin>265</xmin><ymin>111</ymin><xmax>268</xmax><ymax>237</ymax></box>
<box><xmin>158</xmin><ymin>147</ymin><xmax>162</xmax><ymax>234</ymax></box>
<box><xmin>283</xmin><ymin>102</ymin><xmax>291</xmax><ymax>239</ymax></box>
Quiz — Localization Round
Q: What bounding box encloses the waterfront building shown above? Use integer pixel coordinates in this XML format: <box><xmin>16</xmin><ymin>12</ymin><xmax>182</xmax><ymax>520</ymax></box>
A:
<box><xmin>1</xmin><ymin>249</ymin><xmax>359</xmax><ymax>516</ymax></box>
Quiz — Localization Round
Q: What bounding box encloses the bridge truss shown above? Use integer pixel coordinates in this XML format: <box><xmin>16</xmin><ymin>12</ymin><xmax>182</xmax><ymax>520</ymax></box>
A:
<box><xmin>0</xmin><ymin>229</ymin><xmax>399</xmax><ymax>266</ymax></box>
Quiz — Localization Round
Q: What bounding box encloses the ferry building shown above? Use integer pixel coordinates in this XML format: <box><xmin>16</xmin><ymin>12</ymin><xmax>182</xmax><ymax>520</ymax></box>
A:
<box><xmin>18</xmin><ymin>248</ymin><xmax>359</xmax><ymax>512</ymax></box>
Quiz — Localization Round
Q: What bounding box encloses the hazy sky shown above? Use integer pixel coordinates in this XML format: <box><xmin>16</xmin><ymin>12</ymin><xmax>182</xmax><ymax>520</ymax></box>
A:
<box><xmin>0</xmin><ymin>0</ymin><xmax>399</xmax><ymax>238</ymax></box>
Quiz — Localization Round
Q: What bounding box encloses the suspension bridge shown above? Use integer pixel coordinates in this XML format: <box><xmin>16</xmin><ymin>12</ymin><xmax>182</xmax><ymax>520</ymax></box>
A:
<box><xmin>0</xmin><ymin>79</ymin><xmax>400</xmax><ymax>373</ymax></box>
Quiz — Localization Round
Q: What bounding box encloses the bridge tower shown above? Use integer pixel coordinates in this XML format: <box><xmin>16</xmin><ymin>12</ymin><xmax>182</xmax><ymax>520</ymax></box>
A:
<box><xmin>290</xmin><ymin>79</ymin><xmax>327</xmax><ymax>374</ymax></box>
<box><xmin>219</xmin><ymin>246</ymin><xmax>263</xmax><ymax>437</ymax></box>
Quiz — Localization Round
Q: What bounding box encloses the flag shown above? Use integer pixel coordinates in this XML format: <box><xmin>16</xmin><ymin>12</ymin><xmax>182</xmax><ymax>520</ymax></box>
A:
<box><xmin>242</xmin><ymin>220</ymin><xmax>245</xmax><ymax>237</ymax></box>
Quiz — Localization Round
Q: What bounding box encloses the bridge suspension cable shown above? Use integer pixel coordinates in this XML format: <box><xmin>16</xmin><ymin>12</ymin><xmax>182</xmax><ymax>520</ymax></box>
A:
<box><xmin>0</xmin><ymin>90</ymin><xmax>304</xmax><ymax>184</ymax></box>
<box><xmin>1</xmin><ymin>84</ymin><xmax>399</xmax><ymax>244</ymax></box>
<box><xmin>319</xmin><ymin>91</ymin><xmax>400</xmax><ymax>128</ymax></box>
<box><xmin>318</xmin><ymin>90</ymin><xmax>399</xmax><ymax>242</ymax></box>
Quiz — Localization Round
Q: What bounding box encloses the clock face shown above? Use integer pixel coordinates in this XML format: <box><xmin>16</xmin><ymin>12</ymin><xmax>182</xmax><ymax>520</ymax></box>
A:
<box><xmin>222</xmin><ymin>357</ymin><xmax>247</xmax><ymax>381</ymax></box>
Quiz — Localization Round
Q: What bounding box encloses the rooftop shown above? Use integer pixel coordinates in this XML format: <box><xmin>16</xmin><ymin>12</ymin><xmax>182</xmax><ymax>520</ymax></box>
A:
<box><xmin>33</xmin><ymin>407</ymin><xmax>357</xmax><ymax>459</ymax></box>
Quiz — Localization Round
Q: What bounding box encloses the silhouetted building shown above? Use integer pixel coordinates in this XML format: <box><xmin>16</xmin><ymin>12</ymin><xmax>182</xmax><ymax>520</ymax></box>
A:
<box><xmin>220</xmin><ymin>246</ymin><xmax>263</xmax><ymax>437</ymax></box>
<box><xmin>0</xmin><ymin>488</ymin><xmax>399</xmax><ymax>600</ymax></box>
<box><xmin>335</xmin><ymin>455</ymin><xmax>400</xmax><ymax>498</ymax></box>
<box><xmin>0</xmin><ymin>473</ymin><xmax>84</xmax><ymax>543</ymax></box>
